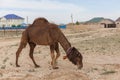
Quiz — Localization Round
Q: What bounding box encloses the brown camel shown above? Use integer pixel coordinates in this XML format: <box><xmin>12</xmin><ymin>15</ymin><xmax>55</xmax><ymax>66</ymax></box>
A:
<box><xmin>16</xmin><ymin>17</ymin><xmax>83</xmax><ymax>69</ymax></box>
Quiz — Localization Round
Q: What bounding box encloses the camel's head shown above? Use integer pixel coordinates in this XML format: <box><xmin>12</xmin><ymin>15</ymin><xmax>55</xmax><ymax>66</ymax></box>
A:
<box><xmin>64</xmin><ymin>47</ymin><xmax>83</xmax><ymax>69</ymax></box>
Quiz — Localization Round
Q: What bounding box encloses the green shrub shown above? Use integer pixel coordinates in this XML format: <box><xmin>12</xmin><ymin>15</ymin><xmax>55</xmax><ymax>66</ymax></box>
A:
<box><xmin>12</xmin><ymin>25</ymin><xmax>16</xmax><ymax>27</ymax></box>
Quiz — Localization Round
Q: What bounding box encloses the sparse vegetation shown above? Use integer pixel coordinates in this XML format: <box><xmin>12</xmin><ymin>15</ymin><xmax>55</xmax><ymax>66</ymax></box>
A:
<box><xmin>28</xmin><ymin>69</ymin><xmax>36</xmax><ymax>72</ymax></box>
<box><xmin>10</xmin><ymin>63</ymin><xmax>13</xmax><ymax>66</ymax></box>
<box><xmin>0</xmin><ymin>73</ymin><xmax>3</xmax><ymax>77</ymax></box>
<box><xmin>75</xmin><ymin>21</ymin><xmax>80</xmax><ymax>25</ymax></box>
<box><xmin>93</xmin><ymin>68</ymin><xmax>98</xmax><ymax>70</ymax></box>
<box><xmin>10</xmin><ymin>44</ymin><xmax>19</xmax><ymax>47</ymax></box>
<box><xmin>34</xmin><ymin>50</ymin><xmax>41</xmax><ymax>54</ymax></box>
<box><xmin>3</xmin><ymin>57</ymin><xmax>9</xmax><ymax>64</ymax></box>
<box><xmin>101</xmin><ymin>70</ymin><xmax>117</xmax><ymax>75</ymax></box>
<box><xmin>1</xmin><ymin>65</ymin><xmax>6</xmax><ymax>69</ymax></box>
<box><xmin>73</xmin><ymin>32</ymin><xmax>120</xmax><ymax>55</ymax></box>
<box><xmin>0</xmin><ymin>28</ymin><xmax>120</xmax><ymax>80</ymax></box>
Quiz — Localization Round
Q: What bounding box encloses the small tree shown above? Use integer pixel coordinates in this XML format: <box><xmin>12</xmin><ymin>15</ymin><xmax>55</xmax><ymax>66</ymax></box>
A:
<box><xmin>17</xmin><ymin>25</ymin><xmax>21</xmax><ymax>27</ymax></box>
<box><xmin>76</xmin><ymin>21</ymin><xmax>80</xmax><ymax>25</ymax></box>
<box><xmin>12</xmin><ymin>25</ymin><xmax>16</xmax><ymax>27</ymax></box>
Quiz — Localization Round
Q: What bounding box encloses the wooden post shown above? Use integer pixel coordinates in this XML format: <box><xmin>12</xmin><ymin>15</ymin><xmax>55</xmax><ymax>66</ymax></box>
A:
<box><xmin>2</xmin><ymin>25</ymin><xmax>5</xmax><ymax>36</ymax></box>
<box><xmin>16</xmin><ymin>27</ymin><xmax>18</xmax><ymax>36</ymax></box>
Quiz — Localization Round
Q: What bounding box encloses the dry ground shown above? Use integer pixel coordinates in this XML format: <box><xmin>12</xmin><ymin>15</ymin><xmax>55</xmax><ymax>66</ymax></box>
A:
<box><xmin>0</xmin><ymin>27</ymin><xmax>120</xmax><ymax>80</ymax></box>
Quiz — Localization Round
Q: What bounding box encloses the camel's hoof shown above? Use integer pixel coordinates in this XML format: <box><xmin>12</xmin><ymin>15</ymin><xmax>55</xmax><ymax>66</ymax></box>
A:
<box><xmin>35</xmin><ymin>65</ymin><xmax>40</xmax><ymax>68</ymax></box>
<box><xmin>51</xmin><ymin>62</ymin><xmax>53</xmax><ymax>65</ymax></box>
<box><xmin>16</xmin><ymin>65</ymin><xmax>20</xmax><ymax>67</ymax></box>
<box><xmin>53</xmin><ymin>67</ymin><xmax>59</xmax><ymax>69</ymax></box>
<box><xmin>51</xmin><ymin>62</ymin><xmax>58</xmax><ymax>65</ymax></box>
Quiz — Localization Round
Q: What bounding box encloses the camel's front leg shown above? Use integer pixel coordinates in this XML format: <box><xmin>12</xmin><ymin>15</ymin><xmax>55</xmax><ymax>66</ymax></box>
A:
<box><xmin>50</xmin><ymin>45</ymin><xmax>59</xmax><ymax>69</ymax></box>
<box><xmin>55</xmin><ymin>42</ymin><xmax>60</xmax><ymax>63</ymax></box>
<box><xmin>29</xmin><ymin>42</ymin><xmax>40</xmax><ymax>68</ymax></box>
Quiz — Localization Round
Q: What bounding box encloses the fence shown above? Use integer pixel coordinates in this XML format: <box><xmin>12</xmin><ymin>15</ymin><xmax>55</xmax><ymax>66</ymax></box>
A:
<box><xmin>0</xmin><ymin>25</ymin><xmax>66</xmax><ymax>30</ymax></box>
<box><xmin>0</xmin><ymin>25</ymin><xmax>66</xmax><ymax>37</ymax></box>
<box><xmin>0</xmin><ymin>26</ymin><xmax>27</xmax><ymax>30</ymax></box>
<box><xmin>0</xmin><ymin>26</ymin><xmax>27</xmax><ymax>37</ymax></box>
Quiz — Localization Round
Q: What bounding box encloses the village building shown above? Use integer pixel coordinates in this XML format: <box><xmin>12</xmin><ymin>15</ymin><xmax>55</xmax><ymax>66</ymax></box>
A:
<box><xmin>85</xmin><ymin>17</ymin><xmax>116</xmax><ymax>28</ymax></box>
<box><xmin>115</xmin><ymin>17</ymin><xmax>120</xmax><ymax>28</ymax></box>
<box><xmin>0</xmin><ymin>14</ymin><xmax>24</xmax><ymax>27</ymax></box>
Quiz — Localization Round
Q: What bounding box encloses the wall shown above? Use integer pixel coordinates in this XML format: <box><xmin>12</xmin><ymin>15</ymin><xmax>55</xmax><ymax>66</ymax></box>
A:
<box><xmin>67</xmin><ymin>24</ymin><xmax>103</xmax><ymax>32</ymax></box>
<box><xmin>116</xmin><ymin>21</ymin><xmax>120</xmax><ymax>28</ymax></box>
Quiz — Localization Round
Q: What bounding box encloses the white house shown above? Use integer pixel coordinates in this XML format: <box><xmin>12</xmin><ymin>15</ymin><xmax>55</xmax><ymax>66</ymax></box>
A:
<box><xmin>0</xmin><ymin>14</ymin><xmax>24</xmax><ymax>27</ymax></box>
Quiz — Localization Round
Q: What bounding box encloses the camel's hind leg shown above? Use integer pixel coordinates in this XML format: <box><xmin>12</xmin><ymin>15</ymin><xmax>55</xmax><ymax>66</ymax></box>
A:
<box><xmin>16</xmin><ymin>31</ymin><xmax>27</xmax><ymax>67</ymax></box>
<box><xmin>16</xmin><ymin>42</ymin><xmax>27</xmax><ymax>67</ymax></box>
<box><xmin>50</xmin><ymin>44</ymin><xmax>58</xmax><ymax>69</ymax></box>
<box><xmin>29</xmin><ymin>42</ymin><xmax>40</xmax><ymax>68</ymax></box>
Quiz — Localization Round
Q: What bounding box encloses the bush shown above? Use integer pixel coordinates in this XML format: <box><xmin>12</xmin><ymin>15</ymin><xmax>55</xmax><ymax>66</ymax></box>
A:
<box><xmin>12</xmin><ymin>25</ymin><xmax>16</xmax><ymax>27</ymax></box>
<box><xmin>17</xmin><ymin>25</ymin><xmax>21</xmax><ymax>27</ymax></box>
<box><xmin>76</xmin><ymin>21</ymin><xmax>80</xmax><ymax>25</ymax></box>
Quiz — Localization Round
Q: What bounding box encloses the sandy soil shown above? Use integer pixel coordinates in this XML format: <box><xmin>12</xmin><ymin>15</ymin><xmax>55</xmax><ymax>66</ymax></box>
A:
<box><xmin>0</xmin><ymin>28</ymin><xmax>120</xmax><ymax>80</ymax></box>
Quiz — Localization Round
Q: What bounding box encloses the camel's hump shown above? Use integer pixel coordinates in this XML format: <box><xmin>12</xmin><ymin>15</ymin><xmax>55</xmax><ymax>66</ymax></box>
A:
<box><xmin>32</xmin><ymin>17</ymin><xmax>49</xmax><ymax>25</ymax></box>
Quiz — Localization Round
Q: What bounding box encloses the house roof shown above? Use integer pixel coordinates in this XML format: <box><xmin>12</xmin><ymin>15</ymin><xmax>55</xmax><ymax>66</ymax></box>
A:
<box><xmin>86</xmin><ymin>17</ymin><xmax>104</xmax><ymax>23</ymax></box>
<box><xmin>116</xmin><ymin>17</ymin><xmax>120</xmax><ymax>22</ymax></box>
<box><xmin>4</xmin><ymin>14</ymin><xmax>24</xmax><ymax>19</ymax></box>
<box><xmin>104</xmin><ymin>19</ymin><xmax>114</xmax><ymax>23</ymax></box>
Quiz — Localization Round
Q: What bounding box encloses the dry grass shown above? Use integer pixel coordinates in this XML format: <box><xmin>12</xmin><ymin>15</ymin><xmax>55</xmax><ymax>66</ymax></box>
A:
<box><xmin>0</xmin><ymin>27</ymin><xmax>120</xmax><ymax>80</ymax></box>
<box><xmin>101</xmin><ymin>70</ymin><xmax>117</xmax><ymax>75</ymax></box>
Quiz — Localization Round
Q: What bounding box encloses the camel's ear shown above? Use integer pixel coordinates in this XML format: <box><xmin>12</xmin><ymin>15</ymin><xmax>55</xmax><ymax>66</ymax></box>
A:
<box><xmin>63</xmin><ymin>56</ymin><xmax>67</xmax><ymax>60</ymax></box>
<box><xmin>71</xmin><ymin>47</ymin><xmax>74</xmax><ymax>49</ymax></box>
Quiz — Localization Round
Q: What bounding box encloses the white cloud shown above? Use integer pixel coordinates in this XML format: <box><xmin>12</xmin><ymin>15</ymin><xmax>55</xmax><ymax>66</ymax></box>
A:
<box><xmin>0</xmin><ymin>0</ymin><xmax>85</xmax><ymax>12</ymax></box>
<box><xmin>0</xmin><ymin>0</ymin><xmax>86</xmax><ymax>24</ymax></box>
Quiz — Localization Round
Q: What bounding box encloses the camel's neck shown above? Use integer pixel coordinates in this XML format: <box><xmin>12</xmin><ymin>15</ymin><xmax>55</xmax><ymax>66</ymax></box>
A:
<box><xmin>58</xmin><ymin>32</ymin><xmax>71</xmax><ymax>53</ymax></box>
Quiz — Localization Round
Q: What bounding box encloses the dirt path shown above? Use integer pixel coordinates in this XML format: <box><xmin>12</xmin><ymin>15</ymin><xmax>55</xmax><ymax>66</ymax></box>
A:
<box><xmin>0</xmin><ymin>37</ymin><xmax>20</xmax><ymax>47</ymax></box>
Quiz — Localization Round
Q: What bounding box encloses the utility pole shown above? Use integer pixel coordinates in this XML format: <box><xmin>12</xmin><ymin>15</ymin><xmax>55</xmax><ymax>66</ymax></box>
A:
<box><xmin>26</xmin><ymin>16</ymin><xmax>28</xmax><ymax>26</ymax></box>
<box><xmin>71</xmin><ymin>14</ymin><xmax>74</xmax><ymax>25</ymax></box>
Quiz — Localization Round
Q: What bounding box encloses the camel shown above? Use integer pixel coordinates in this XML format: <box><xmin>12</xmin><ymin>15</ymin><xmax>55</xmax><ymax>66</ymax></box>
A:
<box><xmin>16</xmin><ymin>17</ymin><xmax>83</xmax><ymax>69</ymax></box>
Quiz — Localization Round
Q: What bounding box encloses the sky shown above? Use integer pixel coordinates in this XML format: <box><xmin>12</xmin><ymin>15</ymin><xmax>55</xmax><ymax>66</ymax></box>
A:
<box><xmin>0</xmin><ymin>0</ymin><xmax>120</xmax><ymax>24</ymax></box>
